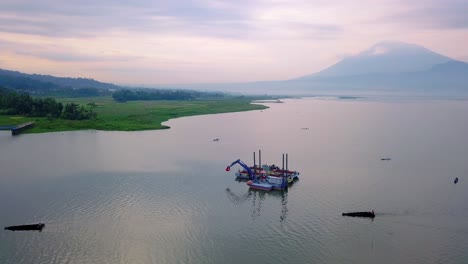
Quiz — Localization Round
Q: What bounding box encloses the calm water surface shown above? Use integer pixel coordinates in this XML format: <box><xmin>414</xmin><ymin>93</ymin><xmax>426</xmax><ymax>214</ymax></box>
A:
<box><xmin>1</xmin><ymin>98</ymin><xmax>467</xmax><ymax>264</ymax></box>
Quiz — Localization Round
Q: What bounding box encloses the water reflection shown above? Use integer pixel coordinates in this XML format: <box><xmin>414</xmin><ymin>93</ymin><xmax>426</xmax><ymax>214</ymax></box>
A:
<box><xmin>225</xmin><ymin>187</ymin><xmax>252</xmax><ymax>204</ymax></box>
<box><xmin>225</xmin><ymin>187</ymin><xmax>289</xmax><ymax>222</ymax></box>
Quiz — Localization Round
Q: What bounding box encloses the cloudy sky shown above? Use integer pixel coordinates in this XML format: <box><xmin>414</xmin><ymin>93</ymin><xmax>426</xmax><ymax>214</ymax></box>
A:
<box><xmin>0</xmin><ymin>0</ymin><xmax>467</xmax><ymax>85</ymax></box>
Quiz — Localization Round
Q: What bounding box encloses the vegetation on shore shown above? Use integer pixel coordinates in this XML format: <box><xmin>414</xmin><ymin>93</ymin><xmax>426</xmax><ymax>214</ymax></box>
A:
<box><xmin>0</xmin><ymin>96</ymin><xmax>268</xmax><ymax>133</ymax></box>
<box><xmin>112</xmin><ymin>89</ymin><xmax>224</xmax><ymax>102</ymax></box>
<box><xmin>0</xmin><ymin>88</ymin><xmax>96</xmax><ymax>120</ymax></box>
<box><xmin>0</xmin><ymin>70</ymin><xmax>272</xmax><ymax>134</ymax></box>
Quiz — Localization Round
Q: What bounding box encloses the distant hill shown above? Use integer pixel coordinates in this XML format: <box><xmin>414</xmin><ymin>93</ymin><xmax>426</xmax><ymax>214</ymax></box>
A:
<box><xmin>163</xmin><ymin>41</ymin><xmax>468</xmax><ymax>96</ymax></box>
<box><xmin>0</xmin><ymin>69</ymin><xmax>231</xmax><ymax>99</ymax></box>
<box><xmin>296</xmin><ymin>41</ymin><xmax>454</xmax><ymax>80</ymax></box>
<box><xmin>280</xmin><ymin>41</ymin><xmax>468</xmax><ymax>95</ymax></box>
<box><xmin>283</xmin><ymin>60</ymin><xmax>468</xmax><ymax>93</ymax></box>
<box><xmin>0</xmin><ymin>69</ymin><xmax>119</xmax><ymax>96</ymax></box>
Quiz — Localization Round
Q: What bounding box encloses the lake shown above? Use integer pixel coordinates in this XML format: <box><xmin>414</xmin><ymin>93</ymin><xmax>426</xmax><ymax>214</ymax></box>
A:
<box><xmin>1</xmin><ymin>97</ymin><xmax>467</xmax><ymax>264</ymax></box>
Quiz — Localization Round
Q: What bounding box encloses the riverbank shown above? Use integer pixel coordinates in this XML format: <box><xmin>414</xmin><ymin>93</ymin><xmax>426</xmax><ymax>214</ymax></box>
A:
<box><xmin>0</xmin><ymin>96</ymin><xmax>268</xmax><ymax>133</ymax></box>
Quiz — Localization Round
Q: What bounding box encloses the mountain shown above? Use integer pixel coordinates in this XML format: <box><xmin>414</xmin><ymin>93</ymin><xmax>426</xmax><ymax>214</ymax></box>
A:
<box><xmin>278</xmin><ymin>41</ymin><xmax>468</xmax><ymax>95</ymax></box>
<box><xmin>0</xmin><ymin>69</ymin><xmax>119</xmax><ymax>96</ymax></box>
<box><xmin>296</xmin><ymin>41</ymin><xmax>454</xmax><ymax>80</ymax></box>
<box><xmin>427</xmin><ymin>60</ymin><xmax>468</xmax><ymax>74</ymax></box>
<box><xmin>166</xmin><ymin>41</ymin><xmax>467</xmax><ymax>96</ymax></box>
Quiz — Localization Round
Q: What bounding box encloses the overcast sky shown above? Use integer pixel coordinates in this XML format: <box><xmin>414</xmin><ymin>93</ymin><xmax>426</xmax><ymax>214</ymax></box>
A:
<box><xmin>0</xmin><ymin>0</ymin><xmax>467</xmax><ymax>85</ymax></box>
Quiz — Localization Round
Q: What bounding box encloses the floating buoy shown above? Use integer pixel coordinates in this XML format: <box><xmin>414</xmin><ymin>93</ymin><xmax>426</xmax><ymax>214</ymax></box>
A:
<box><xmin>226</xmin><ymin>167</ymin><xmax>230</xmax><ymax>172</ymax></box>
<box><xmin>246</xmin><ymin>180</ymin><xmax>253</xmax><ymax>186</ymax></box>
<box><xmin>454</xmin><ymin>177</ymin><xmax>459</xmax><ymax>184</ymax></box>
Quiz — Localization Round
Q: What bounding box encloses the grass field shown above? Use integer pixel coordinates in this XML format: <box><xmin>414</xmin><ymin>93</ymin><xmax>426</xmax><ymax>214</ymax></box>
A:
<box><xmin>0</xmin><ymin>96</ymin><xmax>268</xmax><ymax>133</ymax></box>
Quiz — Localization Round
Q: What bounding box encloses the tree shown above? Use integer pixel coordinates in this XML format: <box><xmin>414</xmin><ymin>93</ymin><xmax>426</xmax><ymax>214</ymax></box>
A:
<box><xmin>62</xmin><ymin>103</ymin><xmax>96</xmax><ymax>120</ymax></box>
<box><xmin>0</xmin><ymin>87</ymin><xmax>96</xmax><ymax>120</ymax></box>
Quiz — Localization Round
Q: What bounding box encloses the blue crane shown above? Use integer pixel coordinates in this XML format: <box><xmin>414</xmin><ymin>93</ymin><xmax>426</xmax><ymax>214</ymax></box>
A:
<box><xmin>226</xmin><ymin>159</ymin><xmax>256</xmax><ymax>181</ymax></box>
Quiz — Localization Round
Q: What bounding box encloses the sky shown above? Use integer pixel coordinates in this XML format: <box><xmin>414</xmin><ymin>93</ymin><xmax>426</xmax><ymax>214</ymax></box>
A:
<box><xmin>0</xmin><ymin>0</ymin><xmax>467</xmax><ymax>85</ymax></box>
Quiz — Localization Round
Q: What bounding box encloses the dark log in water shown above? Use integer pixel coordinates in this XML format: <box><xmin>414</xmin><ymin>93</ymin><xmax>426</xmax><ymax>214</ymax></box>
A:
<box><xmin>342</xmin><ymin>211</ymin><xmax>375</xmax><ymax>218</ymax></box>
<box><xmin>4</xmin><ymin>223</ymin><xmax>45</xmax><ymax>231</ymax></box>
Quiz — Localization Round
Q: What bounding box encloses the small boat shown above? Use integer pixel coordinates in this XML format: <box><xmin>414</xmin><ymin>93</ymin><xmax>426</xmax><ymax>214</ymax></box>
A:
<box><xmin>4</xmin><ymin>223</ymin><xmax>45</xmax><ymax>231</ymax></box>
<box><xmin>381</xmin><ymin>158</ymin><xmax>391</xmax><ymax>161</ymax></box>
<box><xmin>342</xmin><ymin>211</ymin><xmax>375</xmax><ymax>218</ymax></box>
<box><xmin>454</xmin><ymin>177</ymin><xmax>459</xmax><ymax>184</ymax></box>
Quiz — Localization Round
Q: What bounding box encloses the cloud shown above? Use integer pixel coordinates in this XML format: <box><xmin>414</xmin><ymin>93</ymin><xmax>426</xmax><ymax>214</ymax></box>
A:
<box><xmin>0</xmin><ymin>0</ymin><xmax>256</xmax><ymax>38</ymax></box>
<box><xmin>16</xmin><ymin>50</ymin><xmax>141</xmax><ymax>62</ymax></box>
<box><xmin>0</xmin><ymin>35</ymin><xmax>141</xmax><ymax>63</ymax></box>
<box><xmin>0</xmin><ymin>0</ymin><xmax>467</xmax><ymax>84</ymax></box>
<box><xmin>0</xmin><ymin>0</ymin><xmax>344</xmax><ymax>40</ymax></box>
<box><xmin>378</xmin><ymin>0</ymin><xmax>468</xmax><ymax>29</ymax></box>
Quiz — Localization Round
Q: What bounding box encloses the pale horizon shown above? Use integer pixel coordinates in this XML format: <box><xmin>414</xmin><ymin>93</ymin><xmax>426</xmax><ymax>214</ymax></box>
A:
<box><xmin>1</xmin><ymin>0</ymin><xmax>467</xmax><ymax>86</ymax></box>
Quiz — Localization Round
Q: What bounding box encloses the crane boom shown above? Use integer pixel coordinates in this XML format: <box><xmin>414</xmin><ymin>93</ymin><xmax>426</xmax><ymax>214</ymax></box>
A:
<box><xmin>226</xmin><ymin>159</ymin><xmax>255</xmax><ymax>180</ymax></box>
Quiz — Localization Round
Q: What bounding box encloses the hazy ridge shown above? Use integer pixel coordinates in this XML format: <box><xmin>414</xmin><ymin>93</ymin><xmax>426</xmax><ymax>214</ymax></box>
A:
<box><xmin>1</xmin><ymin>41</ymin><xmax>467</xmax><ymax>96</ymax></box>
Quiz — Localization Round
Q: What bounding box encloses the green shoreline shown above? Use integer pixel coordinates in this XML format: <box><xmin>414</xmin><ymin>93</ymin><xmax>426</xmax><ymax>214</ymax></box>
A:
<box><xmin>0</xmin><ymin>97</ymin><xmax>268</xmax><ymax>134</ymax></box>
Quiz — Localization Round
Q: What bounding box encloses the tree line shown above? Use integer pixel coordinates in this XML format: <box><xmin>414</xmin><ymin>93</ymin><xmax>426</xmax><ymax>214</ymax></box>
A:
<box><xmin>0</xmin><ymin>88</ymin><xmax>96</xmax><ymax>120</ymax></box>
<box><xmin>112</xmin><ymin>89</ymin><xmax>224</xmax><ymax>102</ymax></box>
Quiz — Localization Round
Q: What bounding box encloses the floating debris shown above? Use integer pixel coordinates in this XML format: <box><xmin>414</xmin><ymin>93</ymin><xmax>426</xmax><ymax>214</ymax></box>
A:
<box><xmin>4</xmin><ymin>223</ymin><xmax>45</xmax><ymax>231</ymax></box>
<box><xmin>454</xmin><ymin>177</ymin><xmax>459</xmax><ymax>184</ymax></box>
<box><xmin>213</xmin><ymin>138</ymin><xmax>220</xmax><ymax>142</ymax></box>
<box><xmin>381</xmin><ymin>158</ymin><xmax>391</xmax><ymax>161</ymax></box>
<box><xmin>342</xmin><ymin>211</ymin><xmax>375</xmax><ymax>218</ymax></box>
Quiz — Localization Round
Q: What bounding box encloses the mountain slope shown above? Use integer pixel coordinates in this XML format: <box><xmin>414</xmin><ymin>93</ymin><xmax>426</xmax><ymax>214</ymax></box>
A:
<box><xmin>278</xmin><ymin>61</ymin><xmax>468</xmax><ymax>95</ymax></box>
<box><xmin>296</xmin><ymin>41</ymin><xmax>454</xmax><ymax>80</ymax></box>
<box><xmin>198</xmin><ymin>45</ymin><xmax>467</xmax><ymax>95</ymax></box>
<box><xmin>0</xmin><ymin>69</ymin><xmax>119</xmax><ymax>91</ymax></box>
<box><xmin>0</xmin><ymin>69</ymin><xmax>119</xmax><ymax>96</ymax></box>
